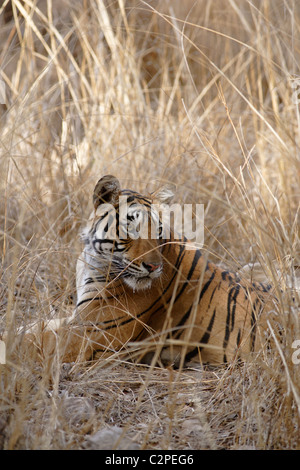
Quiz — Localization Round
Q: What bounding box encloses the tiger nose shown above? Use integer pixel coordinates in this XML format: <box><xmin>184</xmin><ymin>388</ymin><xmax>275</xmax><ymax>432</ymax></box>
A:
<box><xmin>143</xmin><ymin>262</ymin><xmax>162</xmax><ymax>273</ymax></box>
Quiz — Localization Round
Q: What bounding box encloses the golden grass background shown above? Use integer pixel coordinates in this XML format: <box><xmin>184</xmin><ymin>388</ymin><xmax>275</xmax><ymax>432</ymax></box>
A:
<box><xmin>0</xmin><ymin>0</ymin><xmax>299</xmax><ymax>449</ymax></box>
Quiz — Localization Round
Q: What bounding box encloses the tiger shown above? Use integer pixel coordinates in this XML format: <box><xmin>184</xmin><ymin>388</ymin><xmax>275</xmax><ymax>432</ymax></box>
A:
<box><xmin>21</xmin><ymin>175</ymin><xmax>277</xmax><ymax>366</ymax></box>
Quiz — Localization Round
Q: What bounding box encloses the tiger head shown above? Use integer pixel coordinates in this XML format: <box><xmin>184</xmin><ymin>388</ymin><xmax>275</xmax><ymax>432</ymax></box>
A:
<box><xmin>82</xmin><ymin>175</ymin><xmax>175</xmax><ymax>291</ymax></box>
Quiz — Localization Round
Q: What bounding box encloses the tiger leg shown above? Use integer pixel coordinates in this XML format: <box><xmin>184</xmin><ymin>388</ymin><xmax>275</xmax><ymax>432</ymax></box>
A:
<box><xmin>15</xmin><ymin>316</ymin><xmax>93</xmax><ymax>363</ymax></box>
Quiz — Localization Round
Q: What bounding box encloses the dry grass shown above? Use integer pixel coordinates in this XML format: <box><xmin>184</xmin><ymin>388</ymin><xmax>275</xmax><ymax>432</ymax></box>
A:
<box><xmin>0</xmin><ymin>0</ymin><xmax>299</xmax><ymax>450</ymax></box>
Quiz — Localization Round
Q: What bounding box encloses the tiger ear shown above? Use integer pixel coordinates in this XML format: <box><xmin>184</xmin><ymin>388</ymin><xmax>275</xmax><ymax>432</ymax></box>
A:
<box><xmin>93</xmin><ymin>175</ymin><xmax>120</xmax><ymax>209</ymax></box>
<box><xmin>152</xmin><ymin>183</ymin><xmax>176</xmax><ymax>205</ymax></box>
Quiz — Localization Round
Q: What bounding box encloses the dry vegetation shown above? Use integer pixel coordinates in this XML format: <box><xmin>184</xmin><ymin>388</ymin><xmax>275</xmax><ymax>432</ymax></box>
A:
<box><xmin>0</xmin><ymin>0</ymin><xmax>300</xmax><ymax>450</ymax></box>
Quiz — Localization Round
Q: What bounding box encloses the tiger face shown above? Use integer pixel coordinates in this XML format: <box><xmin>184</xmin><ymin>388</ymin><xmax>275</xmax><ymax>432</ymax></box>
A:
<box><xmin>82</xmin><ymin>175</ymin><xmax>172</xmax><ymax>291</ymax></box>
